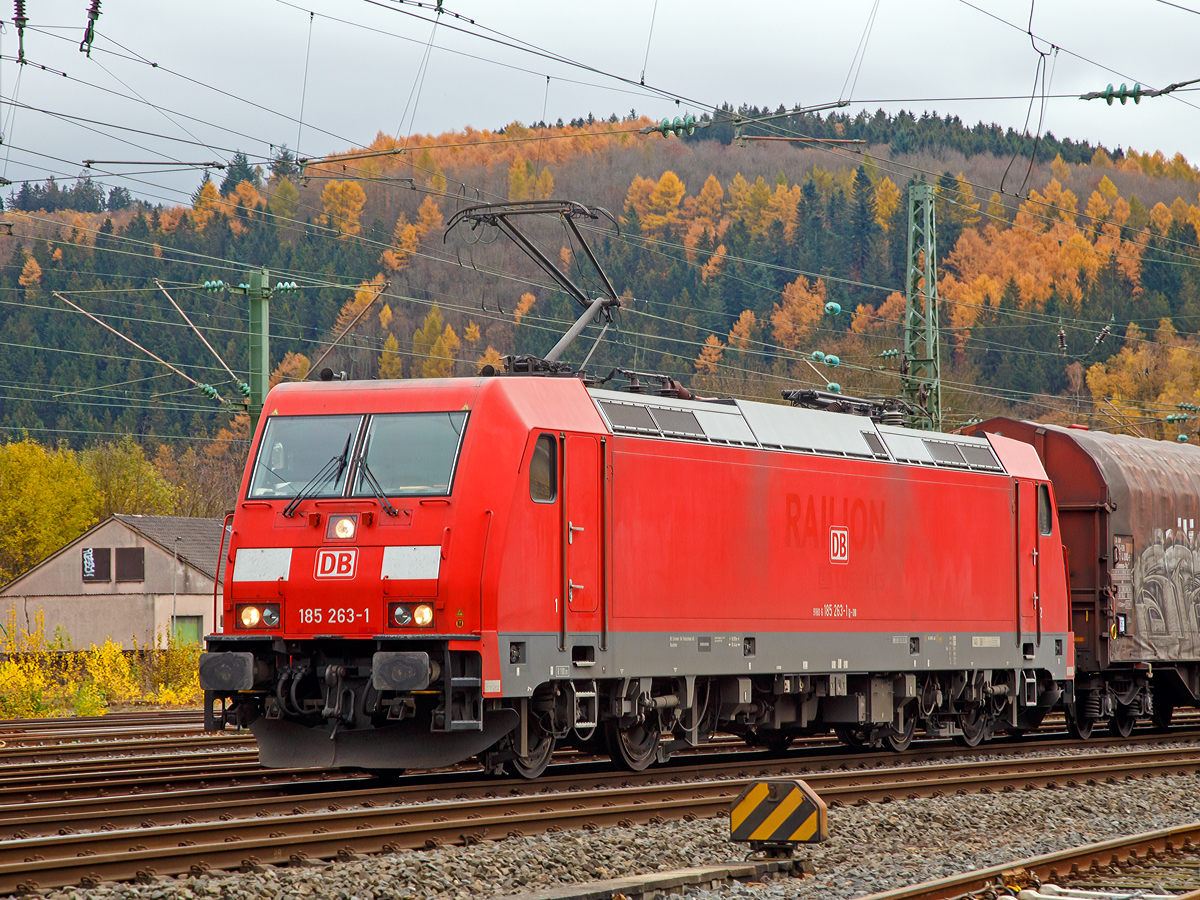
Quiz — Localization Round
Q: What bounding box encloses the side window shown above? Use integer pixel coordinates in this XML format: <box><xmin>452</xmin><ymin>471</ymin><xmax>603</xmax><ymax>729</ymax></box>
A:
<box><xmin>1037</xmin><ymin>484</ymin><xmax>1053</xmax><ymax>535</ymax></box>
<box><xmin>529</xmin><ymin>434</ymin><xmax>557</xmax><ymax>503</ymax></box>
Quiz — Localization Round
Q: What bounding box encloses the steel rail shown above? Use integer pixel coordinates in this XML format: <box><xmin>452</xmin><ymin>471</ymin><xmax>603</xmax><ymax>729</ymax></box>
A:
<box><xmin>6</xmin><ymin>742</ymin><xmax>1200</xmax><ymax>892</ymax></box>
<box><xmin>6</xmin><ymin>741</ymin><xmax>1200</xmax><ymax>839</ymax></box>
<box><xmin>3</xmin><ymin>723</ymin><xmax>1199</xmax><ymax>805</ymax></box>
<box><xmin>857</xmin><ymin>824</ymin><xmax>1200</xmax><ymax>900</ymax></box>
<box><xmin>0</xmin><ymin>734</ymin><xmax>251</xmax><ymax>761</ymax></box>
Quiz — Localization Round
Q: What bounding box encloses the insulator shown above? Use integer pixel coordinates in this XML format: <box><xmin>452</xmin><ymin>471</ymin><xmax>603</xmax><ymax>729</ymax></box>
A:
<box><xmin>14</xmin><ymin>0</ymin><xmax>26</xmax><ymax>21</ymax></box>
<box><xmin>671</xmin><ymin>116</ymin><xmax>684</xmax><ymax>136</ymax></box>
<box><xmin>1179</xmin><ymin>434</ymin><xmax>1189</xmax><ymax>443</ymax></box>
<box><xmin>198</xmin><ymin>383</ymin><xmax>220</xmax><ymax>401</ymax></box>
<box><xmin>683</xmin><ymin>114</ymin><xmax>695</xmax><ymax>136</ymax></box>
<box><xmin>657</xmin><ymin>118</ymin><xmax>671</xmax><ymax>138</ymax></box>
<box><xmin>824</xmin><ymin>301</ymin><xmax>841</xmax><ymax>316</ymax></box>
<box><xmin>826</xmin><ymin>382</ymin><xmax>841</xmax><ymax>393</ymax></box>
<box><xmin>825</xmin><ymin>355</ymin><xmax>840</xmax><ymax>367</ymax></box>
<box><xmin>811</xmin><ymin>351</ymin><xmax>825</xmax><ymax>363</ymax></box>
<box><xmin>1094</xmin><ymin>325</ymin><xmax>1110</xmax><ymax>347</ymax></box>
<box><xmin>1058</xmin><ymin>327</ymin><xmax>1067</xmax><ymax>352</ymax></box>
<box><xmin>236</xmin><ymin>381</ymin><xmax>251</xmax><ymax>398</ymax></box>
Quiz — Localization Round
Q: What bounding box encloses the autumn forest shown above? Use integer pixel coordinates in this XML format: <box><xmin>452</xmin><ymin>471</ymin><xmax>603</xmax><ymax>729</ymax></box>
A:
<box><xmin>4</xmin><ymin>106</ymin><xmax>1200</xmax><ymax>552</ymax></box>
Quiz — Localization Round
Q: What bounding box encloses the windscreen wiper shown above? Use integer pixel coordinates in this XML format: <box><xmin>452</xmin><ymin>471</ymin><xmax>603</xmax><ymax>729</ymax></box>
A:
<box><xmin>282</xmin><ymin>432</ymin><xmax>352</xmax><ymax>518</ymax></box>
<box><xmin>359</xmin><ymin>459</ymin><xmax>399</xmax><ymax>517</ymax></box>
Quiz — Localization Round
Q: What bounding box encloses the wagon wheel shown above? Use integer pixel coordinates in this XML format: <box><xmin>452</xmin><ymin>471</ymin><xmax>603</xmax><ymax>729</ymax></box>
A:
<box><xmin>954</xmin><ymin>706</ymin><xmax>987</xmax><ymax>747</ymax></box>
<box><xmin>883</xmin><ymin>715</ymin><xmax>916</xmax><ymax>753</ymax></box>
<box><xmin>1066</xmin><ymin>710</ymin><xmax>1094</xmax><ymax>740</ymax></box>
<box><xmin>1109</xmin><ymin>704</ymin><xmax>1136</xmax><ymax>739</ymax></box>
<box><xmin>504</xmin><ymin>731</ymin><xmax>556</xmax><ymax>779</ymax></box>
<box><xmin>1152</xmin><ymin>699</ymin><xmax>1174</xmax><ymax>730</ymax></box>
<box><xmin>834</xmin><ymin>727</ymin><xmax>868</xmax><ymax>749</ymax></box>
<box><xmin>605</xmin><ymin>719</ymin><xmax>659</xmax><ymax>771</ymax></box>
<box><xmin>758</xmin><ymin>730</ymin><xmax>794</xmax><ymax>753</ymax></box>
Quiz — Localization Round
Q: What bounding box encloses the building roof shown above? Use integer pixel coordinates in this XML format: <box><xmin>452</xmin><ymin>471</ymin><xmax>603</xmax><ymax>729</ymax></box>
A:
<box><xmin>112</xmin><ymin>515</ymin><xmax>228</xmax><ymax>583</ymax></box>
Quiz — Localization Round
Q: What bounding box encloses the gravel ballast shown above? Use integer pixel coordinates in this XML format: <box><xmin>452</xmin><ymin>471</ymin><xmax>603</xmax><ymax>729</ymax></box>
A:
<box><xmin>32</xmin><ymin>744</ymin><xmax>1200</xmax><ymax>900</ymax></box>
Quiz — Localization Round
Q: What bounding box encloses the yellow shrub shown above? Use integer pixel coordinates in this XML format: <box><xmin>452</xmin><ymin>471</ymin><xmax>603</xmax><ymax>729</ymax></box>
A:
<box><xmin>147</xmin><ymin>632</ymin><xmax>202</xmax><ymax>706</ymax></box>
<box><xmin>0</xmin><ymin>656</ymin><xmax>55</xmax><ymax>718</ymax></box>
<box><xmin>82</xmin><ymin>639</ymin><xmax>140</xmax><ymax>704</ymax></box>
<box><xmin>71</xmin><ymin>680</ymin><xmax>107</xmax><ymax>717</ymax></box>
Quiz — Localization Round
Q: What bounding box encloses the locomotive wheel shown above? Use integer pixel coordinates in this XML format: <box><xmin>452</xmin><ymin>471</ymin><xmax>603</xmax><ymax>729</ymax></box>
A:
<box><xmin>1109</xmin><ymin>705</ymin><xmax>1136</xmax><ymax>739</ymax></box>
<box><xmin>504</xmin><ymin>732</ymin><xmax>556</xmax><ymax>779</ymax></box>
<box><xmin>834</xmin><ymin>727</ymin><xmax>868</xmax><ymax>748</ymax></box>
<box><xmin>1152</xmin><ymin>700</ymin><xmax>1174</xmax><ymax>730</ymax></box>
<box><xmin>954</xmin><ymin>707</ymin><xmax>986</xmax><ymax>747</ymax></box>
<box><xmin>1066</xmin><ymin>712</ymin><xmax>1094</xmax><ymax>740</ymax></box>
<box><xmin>883</xmin><ymin>716</ymin><xmax>916</xmax><ymax>753</ymax></box>
<box><xmin>758</xmin><ymin>730</ymin><xmax>794</xmax><ymax>753</ymax></box>
<box><xmin>605</xmin><ymin>719</ymin><xmax>659</xmax><ymax>771</ymax></box>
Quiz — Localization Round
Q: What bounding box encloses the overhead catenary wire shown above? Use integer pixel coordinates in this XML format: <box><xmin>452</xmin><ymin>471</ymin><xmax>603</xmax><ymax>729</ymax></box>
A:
<box><xmin>296</xmin><ymin>10</ymin><xmax>315</xmax><ymax>152</ymax></box>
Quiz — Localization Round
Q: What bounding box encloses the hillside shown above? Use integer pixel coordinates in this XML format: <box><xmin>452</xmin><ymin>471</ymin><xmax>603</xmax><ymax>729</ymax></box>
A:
<box><xmin>4</xmin><ymin>106</ymin><xmax>1200</xmax><ymax>471</ymax></box>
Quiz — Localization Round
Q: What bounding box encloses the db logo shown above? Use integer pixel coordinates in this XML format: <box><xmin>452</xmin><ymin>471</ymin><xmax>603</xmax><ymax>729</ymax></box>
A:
<box><xmin>315</xmin><ymin>548</ymin><xmax>358</xmax><ymax>579</ymax></box>
<box><xmin>829</xmin><ymin>527</ymin><xmax>849</xmax><ymax>565</ymax></box>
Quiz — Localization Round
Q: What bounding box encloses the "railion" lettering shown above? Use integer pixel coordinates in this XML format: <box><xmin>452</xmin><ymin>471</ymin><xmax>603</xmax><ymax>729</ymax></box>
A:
<box><xmin>785</xmin><ymin>493</ymin><xmax>884</xmax><ymax>551</ymax></box>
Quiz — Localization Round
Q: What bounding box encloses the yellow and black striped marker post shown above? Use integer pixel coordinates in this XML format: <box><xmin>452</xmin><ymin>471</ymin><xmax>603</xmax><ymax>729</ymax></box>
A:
<box><xmin>730</xmin><ymin>779</ymin><xmax>827</xmax><ymax>855</ymax></box>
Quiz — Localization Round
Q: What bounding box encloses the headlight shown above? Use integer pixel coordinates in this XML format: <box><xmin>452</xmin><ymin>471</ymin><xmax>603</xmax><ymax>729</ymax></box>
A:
<box><xmin>393</xmin><ymin>604</ymin><xmax>412</xmax><ymax>626</ymax></box>
<box><xmin>239</xmin><ymin>605</ymin><xmax>261</xmax><ymax>628</ymax></box>
<box><xmin>261</xmin><ymin>605</ymin><xmax>280</xmax><ymax>628</ymax></box>
<box><xmin>326</xmin><ymin>515</ymin><xmax>357</xmax><ymax>540</ymax></box>
<box><xmin>413</xmin><ymin>604</ymin><xmax>434</xmax><ymax>627</ymax></box>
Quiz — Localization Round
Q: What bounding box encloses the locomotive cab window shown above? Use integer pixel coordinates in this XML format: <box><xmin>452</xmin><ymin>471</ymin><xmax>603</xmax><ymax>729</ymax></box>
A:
<box><xmin>353</xmin><ymin>411</ymin><xmax>467</xmax><ymax>497</ymax></box>
<box><xmin>248</xmin><ymin>414</ymin><xmax>363</xmax><ymax>498</ymax></box>
<box><xmin>1037</xmin><ymin>483</ymin><xmax>1053</xmax><ymax>535</ymax></box>
<box><xmin>530</xmin><ymin>434</ymin><xmax>557</xmax><ymax>503</ymax></box>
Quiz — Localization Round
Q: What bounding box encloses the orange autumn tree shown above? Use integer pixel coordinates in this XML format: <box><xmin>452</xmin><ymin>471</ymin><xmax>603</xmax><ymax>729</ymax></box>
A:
<box><xmin>772</xmin><ymin>276</ymin><xmax>828</xmax><ymax>350</ymax></box>
<box><xmin>381</xmin><ymin>214</ymin><xmax>419</xmax><ymax>274</ymax></box>
<box><xmin>641</xmin><ymin>171</ymin><xmax>686</xmax><ymax>236</ymax></box>
<box><xmin>320</xmin><ymin>180</ymin><xmax>367</xmax><ymax>236</ymax></box>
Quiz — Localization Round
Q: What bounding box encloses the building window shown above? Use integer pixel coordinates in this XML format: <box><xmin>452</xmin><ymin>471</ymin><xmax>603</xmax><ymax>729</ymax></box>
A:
<box><xmin>115</xmin><ymin>547</ymin><xmax>145</xmax><ymax>582</ymax></box>
<box><xmin>529</xmin><ymin>434</ymin><xmax>557</xmax><ymax>503</ymax></box>
<box><xmin>82</xmin><ymin>547</ymin><xmax>111</xmax><ymax>582</ymax></box>
<box><xmin>171</xmin><ymin>616</ymin><xmax>203</xmax><ymax>644</ymax></box>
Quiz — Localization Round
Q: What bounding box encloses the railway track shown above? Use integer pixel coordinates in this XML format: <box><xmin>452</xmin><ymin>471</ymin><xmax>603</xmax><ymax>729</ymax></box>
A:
<box><xmin>3</xmin><ymin>706</ymin><xmax>1199</xmax><ymax>801</ymax></box>
<box><xmin>6</xmin><ymin>737</ymin><xmax>1200</xmax><ymax>893</ymax></box>
<box><xmin>860</xmin><ymin>822</ymin><xmax>1200</xmax><ymax>900</ymax></box>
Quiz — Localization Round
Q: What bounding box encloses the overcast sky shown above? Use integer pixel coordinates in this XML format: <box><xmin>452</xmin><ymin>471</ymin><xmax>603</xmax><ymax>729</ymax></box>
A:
<box><xmin>6</xmin><ymin>0</ymin><xmax>1199</xmax><ymax>203</ymax></box>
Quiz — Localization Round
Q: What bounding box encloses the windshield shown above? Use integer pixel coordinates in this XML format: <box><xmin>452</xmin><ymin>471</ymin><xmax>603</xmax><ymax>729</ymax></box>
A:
<box><xmin>353</xmin><ymin>411</ymin><xmax>467</xmax><ymax>497</ymax></box>
<box><xmin>248</xmin><ymin>415</ymin><xmax>363</xmax><ymax>498</ymax></box>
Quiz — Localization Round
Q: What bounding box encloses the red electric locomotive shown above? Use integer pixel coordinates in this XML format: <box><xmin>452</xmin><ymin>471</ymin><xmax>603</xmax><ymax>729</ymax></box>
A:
<box><xmin>201</xmin><ymin>374</ymin><xmax>1074</xmax><ymax>775</ymax></box>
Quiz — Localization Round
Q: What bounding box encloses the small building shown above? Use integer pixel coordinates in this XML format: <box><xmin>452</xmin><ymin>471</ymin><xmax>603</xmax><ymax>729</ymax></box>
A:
<box><xmin>0</xmin><ymin>515</ymin><xmax>227</xmax><ymax>647</ymax></box>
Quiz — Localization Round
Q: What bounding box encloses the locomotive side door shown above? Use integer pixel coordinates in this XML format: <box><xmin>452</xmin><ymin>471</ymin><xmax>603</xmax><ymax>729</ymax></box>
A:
<box><xmin>1016</xmin><ymin>480</ymin><xmax>1040</xmax><ymax>649</ymax></box>
<box><xmin>562</xmin><ymin>434</ymin><xmax>602</xmax><ymax>643</ymax></box>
